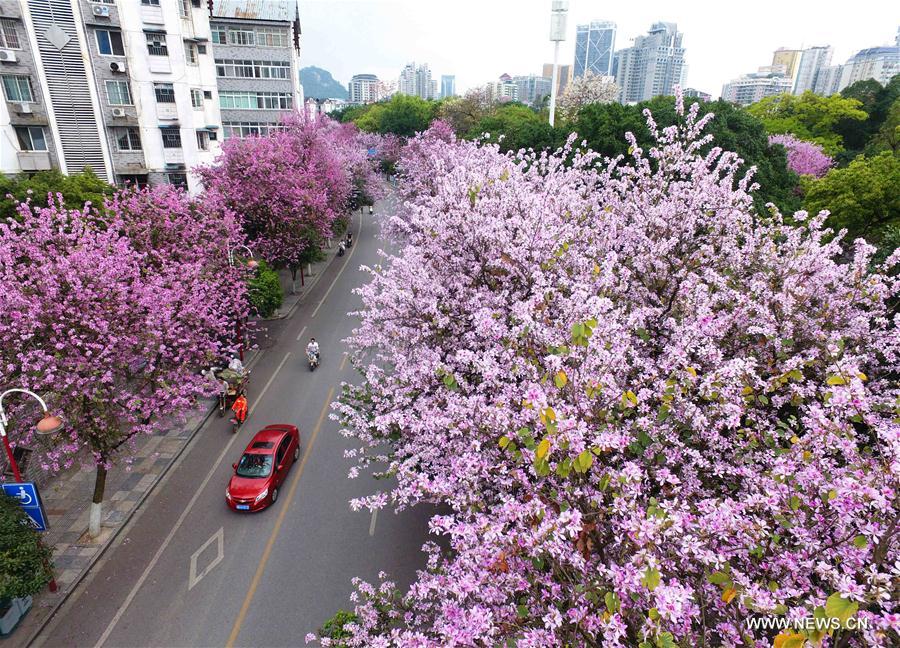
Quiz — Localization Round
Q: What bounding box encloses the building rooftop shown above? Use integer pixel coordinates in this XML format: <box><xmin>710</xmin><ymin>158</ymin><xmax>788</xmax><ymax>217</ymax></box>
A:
<box><xmin>212</xmin><ymin>0</ymin><xmax>298</xmax><ymax>22</ymax></box>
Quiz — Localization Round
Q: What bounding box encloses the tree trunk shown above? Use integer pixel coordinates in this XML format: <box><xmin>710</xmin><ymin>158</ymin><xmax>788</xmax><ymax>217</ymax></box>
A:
<box><xmin>89</xmin><ymin>464</ymin><xmax>107</xmax><ymax>538</ymax></box>
<box><xmin>290</xmin><ymin>267</ymin><xmax>298</xmax><ymax>295</ymax></box>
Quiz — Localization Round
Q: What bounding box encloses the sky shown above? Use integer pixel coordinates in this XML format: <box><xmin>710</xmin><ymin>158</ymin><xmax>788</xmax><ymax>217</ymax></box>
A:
<box><xmin>298</xmin><ymin>0</ymin><xmax>899</xmax><ymax>98</ymax></box>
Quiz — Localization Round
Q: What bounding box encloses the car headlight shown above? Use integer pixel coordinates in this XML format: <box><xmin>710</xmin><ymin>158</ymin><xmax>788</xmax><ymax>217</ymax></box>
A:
<box><xmin>254</xmin><ymin>488</ymin><xmax>269</xmax><ymax>503</ymax></box>
<box><xmin>226</xmin><ymin>488</ymin><xmax>232</xmax><ymax>500</ymax></box>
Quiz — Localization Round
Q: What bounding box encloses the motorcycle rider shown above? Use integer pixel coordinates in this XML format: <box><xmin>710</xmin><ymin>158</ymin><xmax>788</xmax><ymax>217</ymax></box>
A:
<box><xmin>306</xmin><ymin>338</ymin><xmax>320</xmax><ymax>365</ymax></box>
<box><xmin>346</xmin><ymin>230</ymin><xmax>353</xmax><ymax>247</ymax></box>
<box><xmin>231</xmin><ymin>392</ymin><xmax>248</xmax><ymax>426</ymax></box>
<box><xmin>338</xmin><ymin>240</ymin><xmax>346</xmax><ymax>256</ymax></box>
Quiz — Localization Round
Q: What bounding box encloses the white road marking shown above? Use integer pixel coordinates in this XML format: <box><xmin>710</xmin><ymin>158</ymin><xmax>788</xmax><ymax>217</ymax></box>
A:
<box><xmin>311</xmin><ymin>212</ymin><xmax>363</xmax><ymax>319</ymax></box>
<box><xmin>94</xmin><ymin>351</ymin><xmax>292</xmax><ymax>648</ymax></box>
<box><xmin>295</xmin><ymin>324</ymin><xmax>307</xmax><ymax>342</ymax></box>
<box><xmin>188</xmin><ymin>527</ymin><xmax>224</xmax><ymax>591</ymax></box>
<box><xmin>369</xmin><ymin>509</ymin><xmax>378</xmax><ymax>536</ymax></box>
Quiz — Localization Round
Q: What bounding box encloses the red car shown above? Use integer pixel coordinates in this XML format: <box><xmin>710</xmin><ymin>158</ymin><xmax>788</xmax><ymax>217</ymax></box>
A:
<box><xmin>226</xmin><ymin>424</ymin><xmax>300</xmax><ymax>512</ymax></box>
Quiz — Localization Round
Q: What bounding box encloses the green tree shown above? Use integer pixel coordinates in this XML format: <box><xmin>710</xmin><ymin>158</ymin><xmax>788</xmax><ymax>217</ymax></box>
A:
<box><xmin>320</xmin><ymin>610</ymin><xmax>358</xmax><ymax>644</ymax></box>
<box><xmin>467</xmin><ymin>103</ymin><xmax>565</xmax><ymax>153</ymax></box>
<box><xmin>0</xmin><ymin>168</ymin><xmax>114</xmax><ymax>221</ymax></box>
<box><xmin>835</xmin><ymin>75</ymin><xmax>900</xmax><ymax>160</ymax></box>
<box><xmin>803</xmin><ymin>151</ymin><xmax>900</xmax><ymax>242</ymax></box>
<box><xmin>0</xmin><ymin>494</ymin><xmax>53</xmax><ymax>601</ymax></box>
<box><xmin>866</xmin><ymin>97</ymin><xmax>900</xmax><ymax>154</ymax></box>
<box><xmin>247</xmin><ymin>260</ymin><xmax>284</xmax><ymax>317</ymax></box>
<box><xmin>374</xmin><ymin>94</ymin><xmax>437</xmax><ymax>137</ymax></box>
<box><xmin>746</xmin><ymin>91</ymin><xmax>868</xmax><ymax>155</ymax></box>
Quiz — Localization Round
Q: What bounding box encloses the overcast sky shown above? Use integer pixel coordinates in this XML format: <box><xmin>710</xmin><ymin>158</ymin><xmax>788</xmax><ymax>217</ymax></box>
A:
<box><xmin>298</xmin><ymin>0</ymin><xmax>899</xmax><ymax>98</ymax></box>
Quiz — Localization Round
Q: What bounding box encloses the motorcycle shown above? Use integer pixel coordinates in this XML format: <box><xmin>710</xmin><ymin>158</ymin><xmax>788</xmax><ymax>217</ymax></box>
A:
<box><xmin>338</xmin><ymin>241</ymin><xmax>346</xmax><ymax>257</ymax></box>
<box><xmin>307</xmin><ymin>349</ymin><xmax>320</xmax><ymax>371</ymax></box>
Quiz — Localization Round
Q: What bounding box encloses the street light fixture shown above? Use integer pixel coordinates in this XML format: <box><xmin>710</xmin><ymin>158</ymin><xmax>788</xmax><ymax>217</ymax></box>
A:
<box><xmin>0</xmin><ymin>389</ymin><xmax>63</xmax><ymax>482</ymax></box>
<box><xmin>548</xmin><ymin>0</ymin><xmax>569</xmax><ymax>127</ymax></box>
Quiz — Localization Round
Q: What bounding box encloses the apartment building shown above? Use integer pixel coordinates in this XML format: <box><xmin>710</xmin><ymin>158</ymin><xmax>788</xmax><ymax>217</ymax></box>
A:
<box><xmin>210</xmin><ymin>0</ymin><xmax>303</xmax><ymax>140</ymax></box>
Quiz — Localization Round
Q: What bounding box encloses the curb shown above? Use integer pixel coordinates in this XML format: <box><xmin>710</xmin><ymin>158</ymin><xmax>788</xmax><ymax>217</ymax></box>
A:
<box><xmin>23</xmin><ymin>215</ymin><xmax>351</xmax><ymax>648</ymax></box>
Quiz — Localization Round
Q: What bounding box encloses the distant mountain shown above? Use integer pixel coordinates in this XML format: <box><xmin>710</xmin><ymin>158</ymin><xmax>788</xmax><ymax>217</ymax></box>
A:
<box><xmin>300</xmin><ymin>66</ymin><xmax>348</xmax><ymax>100</ymax></box>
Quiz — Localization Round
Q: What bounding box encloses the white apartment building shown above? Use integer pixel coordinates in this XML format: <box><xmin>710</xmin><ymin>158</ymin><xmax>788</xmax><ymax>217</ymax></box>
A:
<box><xmin>721</xmin><ymin>66</ymin><xmax>793</xmax><ymax>106</ymax></box>
<box><xmin>348</xmin><ymin>73</ymin><xmax>381</xmax><ymax>104</ymax></box>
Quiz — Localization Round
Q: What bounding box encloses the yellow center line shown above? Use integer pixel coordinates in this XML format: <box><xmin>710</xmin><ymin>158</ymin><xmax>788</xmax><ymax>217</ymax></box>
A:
<box><xmin>339</xmin><ymin>352</ymin><xmax>349</xmax><ymax>372</ymax></box>
<box><xmin>225</xmin><ymin>385</ymin><xmax>335</xmax><ymax>648</ymax></box>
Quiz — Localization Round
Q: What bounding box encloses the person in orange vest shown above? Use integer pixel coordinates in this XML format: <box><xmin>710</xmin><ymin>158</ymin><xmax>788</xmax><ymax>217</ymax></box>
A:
<box><xmin>231</xmin><ymin>393</ymin><xmax>248</xmax><ymax>425</ymax></box>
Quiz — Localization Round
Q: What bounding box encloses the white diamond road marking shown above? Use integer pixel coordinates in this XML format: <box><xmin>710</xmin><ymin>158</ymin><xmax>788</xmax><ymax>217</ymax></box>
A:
<box><xmin>189</xmin><ymin>527</ymin><xmax>224</xmax><ymax>590</ymax></box>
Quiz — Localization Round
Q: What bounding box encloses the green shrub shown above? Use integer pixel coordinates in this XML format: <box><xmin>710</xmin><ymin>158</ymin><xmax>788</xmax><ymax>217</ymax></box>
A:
<box><xmin>0</xmin><ymin>167</ymin><xmax>115</xmax><ymax>221</ymax></box>
<box><xmin>247</xmin><ymin>260</ymin><xmax>283</xmax><ymax>318</ymax></box>
<box><xmin>0</xmin><ymin>494</ymin><xmax>53</xmax><ymax>600</ymax></box>
<box><xmin>320</xmin><ymin>609</ymin><xmax>358</xmax><ymax>644</ymax></box>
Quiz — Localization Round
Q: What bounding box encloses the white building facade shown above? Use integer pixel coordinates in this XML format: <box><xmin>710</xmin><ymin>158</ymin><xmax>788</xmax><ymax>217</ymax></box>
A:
<box><xmin>614</xmin><ymin>22</ymin><xmax>686</xmax><ymax>104</ymax></box>
<box><xmin>721</xmin><ymin>66</ymin><xmax>793</xmax><ymax>106</ymax></box>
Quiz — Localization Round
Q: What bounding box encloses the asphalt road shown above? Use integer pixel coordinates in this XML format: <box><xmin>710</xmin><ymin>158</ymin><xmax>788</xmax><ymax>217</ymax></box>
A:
<box><xmin>33</xmin><ymin>193</ymin><xmax>433</xmax><ymax>647</ymax></box>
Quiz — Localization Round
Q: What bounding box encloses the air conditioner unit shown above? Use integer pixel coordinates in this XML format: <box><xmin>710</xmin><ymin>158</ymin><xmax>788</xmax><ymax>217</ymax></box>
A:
<box><xmin>92</xmin><ymin>5</ymin><xmax>110</xmax><ymax>17</ymax></box>
<box><xmin>17</xmin><ymin>103</ymin><xmax>33</xmax><ymax>114</ymax></box>
<box><xmin>0</xmin><ymin>49</ymin><xmax>17</xmax><ymax>63</ymax></box>
<box><xmin>112</xmin><ymin>107</ymin><xmax>126</xmax><ymax>117</ymax></box>
<box><xmin>109</xmin><ymin>61</ymin><xmax>127</xmax><ymax>73</ymax></box>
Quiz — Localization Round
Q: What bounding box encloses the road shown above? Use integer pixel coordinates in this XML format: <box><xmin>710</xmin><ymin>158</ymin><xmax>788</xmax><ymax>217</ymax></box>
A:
<box><xmin>33</xmin><ymin>193</ymin><xmax>432</xmax><ymax>647</ymax></box>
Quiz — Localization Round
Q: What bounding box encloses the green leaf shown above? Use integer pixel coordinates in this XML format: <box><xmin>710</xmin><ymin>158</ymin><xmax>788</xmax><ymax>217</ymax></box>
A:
<box><xmin>555</xmin><ymin>458</ymin><xmax>572</xmax><ymax>478</ymax></box>
<box><xmin>648</xmin><ymin>607</ymin><xmax>659</xmax><ymax>621</ymax></box>
<box><xmin>604</xmin><ymin>591</ymin><xmax>620</xmax><ymax>613</ymax></box>
<box><xmin>536</xmin><ymin>438</ymin><xmax>550</xmax><ymax>461</ymax></box>
<box><xmin>789</xmin><ymin>495</ymin><xmax>801</xmax><ymax>511</ymax></box>
<box><xmin>635</xmin><ymin>327</ymin><xmax>650</xmax><ymax>342</ymax></box>
<box><xmin>852</xmin><ymin>534</ymin><xmax>868</xmax><ymax>549</ymax></box>
<box><xmin>656</xmin><ymin>632</ymin><xmax>676</xmax><ymax>648</ymax></box>
<box><xmin>641</xmin><ymin>567</ymin><xmax>661</xmax><ymax>591</ymax></box>
<box><xmin>826</xmin><ymin>375</ymin><xmax>847</xmax><ymax>386</ymax></box>
<box><xmin>516</xmin><ymin>604</ymin><xmax>528</xmax><ymax>618</ymax></box>
<box><xmin>599</xmin><ymin>474</ymin><xmax>611</xmax><ymax>491</ymax></box>
<box><xmin>825</xmin><ymin>592</ymin><xmax>859</xmax><ymax>624</ymax></box>
<box><xmin>657</xmin><ymin>405</ymin><xmax>671</xmax><ymax>423</ymax></box>
<box><xmin>498</xmin><ymin>435</ymin><xmax>510</xmax><ymax>449</ymax></box>
<box><xmin>708</xmin><ymin>571</ymin><xmax>731</xmax><ymax>585</ymax></box>
<box><xmin>554</xmin><ymin>370</ymin><xmax>568</xmax><ymax>388</ymax></box>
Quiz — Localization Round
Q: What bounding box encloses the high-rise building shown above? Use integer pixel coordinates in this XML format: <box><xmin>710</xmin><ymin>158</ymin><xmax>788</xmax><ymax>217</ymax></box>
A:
<box><xmin>813</xmin><ymin>65</ymin><xmax>850</xmax><ymax>95</ymax></box>
<box><xmin>842</xmin><ymin>45</ymin><xmax>900</xmax><ymax>87</ymax></box>
<box><xmin>772</xmin><ymin>48</ymin><xmax>802</xmax><ymax>81</ymax></box>
<box><xmin>792</xmin><ymin>46</ymin><xmax>833</xmax><ymax>94</ymax></box>
<box><xmin>543</xmin><ymin>62</ymin><xmax>571</xmax><ymax>96</ymax></box>
<box><xmin>484</xmin><ymin>74</ymin><xmax>518</xmax><ymax>103</ymax></box>
<box><xmin>614</xmin><ymin>22</ymin><xmax>687</xmax><ymax>104</ymax></box>
<box><xmin>721</xmin><ymin>66</ymin><xmax>792</xmax><ymax>106</ymax></box>
<box><xmin>573</xmin><ymin>20</ymin><xmax>616</xmax><ymax>78</ymax></box>
<box><xmin>683</xmin><ymin>88</ymin><xmax>712</xmax><ymax>102</ymax></box>
<box><xmin>398</xmin><ymin>62</ymin><xmax>434</xmax><ymax>99</ymax></box>
<box><xmin>440</xmin><ymin>74</ymin><xmax>456</xmax><ymax>98</ymax></box>
<box><xmin>348</xmin><ymin>73</ymin><xmax>381</xmax><ymax>104</ymax></box>
<box><xmin>513</xmin><ymin>74</ymin><xmax>552</xmax><ymax>107</ymax></box>
<box><xmin>212</xmin><ymin>1</ymin><xmax>304</xmax><ymax>143</ymax></box>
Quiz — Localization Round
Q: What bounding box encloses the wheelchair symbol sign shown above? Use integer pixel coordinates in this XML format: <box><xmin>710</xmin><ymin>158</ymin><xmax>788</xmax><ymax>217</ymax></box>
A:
<box><xmin>1</xmin><ymin>482</ymin><xmax>47</xmax><ymax>531</ymax></box>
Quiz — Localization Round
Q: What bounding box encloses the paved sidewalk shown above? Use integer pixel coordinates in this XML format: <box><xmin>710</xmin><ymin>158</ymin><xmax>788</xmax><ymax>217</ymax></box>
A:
<box><xmin>7</xmin><ymin>233</ymin><xmax>348</xmax><ymax>647</ymax></box>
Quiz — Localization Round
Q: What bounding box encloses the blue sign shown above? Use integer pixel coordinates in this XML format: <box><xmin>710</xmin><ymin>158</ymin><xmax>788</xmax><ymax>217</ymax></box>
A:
<box><xmin>367</xmin><ymin>147</ymin><xmax>378</xmax><ymax>157</ymax></box>
<box><xmin>2</xmin><ymin>482</ymin><xmax>48</xmax><ymax>531</ymax></box>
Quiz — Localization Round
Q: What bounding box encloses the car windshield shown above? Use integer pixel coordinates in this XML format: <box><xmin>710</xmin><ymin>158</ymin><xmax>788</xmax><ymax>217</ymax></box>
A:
<box><xmin>236</xmin><ymin>453</ymin><xmax>273</xmax><ymax>478</ymax></box>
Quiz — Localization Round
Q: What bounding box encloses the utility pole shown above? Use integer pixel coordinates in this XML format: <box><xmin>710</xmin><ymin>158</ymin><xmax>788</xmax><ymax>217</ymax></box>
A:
<box><xmin>548</xmin><ymin>0</ymin><xmax>569</xmax><ymax>126</ymax></box>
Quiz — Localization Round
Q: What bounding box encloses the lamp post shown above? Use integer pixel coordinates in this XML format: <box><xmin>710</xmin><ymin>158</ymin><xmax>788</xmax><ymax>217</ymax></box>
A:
<box><xmin>548</xmin><ymin>0</ymin><xmax>569</xmax><ymax>127</ymax></box>
<box><xmin>0</xmin><ymin>389</ymin><xmax>63</xmax><ymax>482</ymax></box>
<box><xmin>227</xmin><ymin>243</ymin><xmax>257</xmax><ymax>362</ymax></box>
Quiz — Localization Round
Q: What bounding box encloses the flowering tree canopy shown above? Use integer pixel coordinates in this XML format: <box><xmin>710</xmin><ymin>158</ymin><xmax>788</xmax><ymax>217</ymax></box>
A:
<box><xmin>327</xmin><ymin>93</ymin><xmax>900</xmax><ymax>647</ymax></box>
<box><xmin>0</xmin><ymin>188</ymin><xmax>248</xmax><ymax>536</ymax></box>
<box><xmin>768</xmin><ymin>134</ymin><xmax>833</xmax><ymax>178</ymax></box>
<box><xmin>198</xmin><ymin>116</ymin><xmax>377</xmax><ymax>274</ymax></box>
<box><xmin>558</xmin><ymin>72</ymin><xmax>619</xmax><ymax>120</ymax></box>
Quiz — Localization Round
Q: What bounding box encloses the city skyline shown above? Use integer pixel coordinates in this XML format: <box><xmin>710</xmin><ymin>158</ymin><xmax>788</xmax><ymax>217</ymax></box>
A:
<box><xmin>298</xmin><ymin>0</ymin><xmax>898</xmax><ymax>99</ymax></box>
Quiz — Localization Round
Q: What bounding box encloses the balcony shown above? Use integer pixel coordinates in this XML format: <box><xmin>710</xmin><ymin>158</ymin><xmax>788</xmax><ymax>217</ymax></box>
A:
<box><xmin>17</xmin><ymin>151</ymin><xmax>51</xmax><ymax>171</ymax></box>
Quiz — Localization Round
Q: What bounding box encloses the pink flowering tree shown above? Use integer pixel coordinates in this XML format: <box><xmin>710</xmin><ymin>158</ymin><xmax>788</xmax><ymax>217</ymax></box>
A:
<box><xmin>198</xmin><ymin>115</ymin><xmax>378</xmax><ymax>290</ymax></box>
<box><xmin>558</xmin><ymin>71</ymin><xmax>619</xmax><ymax>119</ymax></box>
<box><xmin>0</xmin><ymin>190</ymin><xmax>248</xmax><ymax>537</ymax></box>
<box><xmin>323</xmin><ymin>93</ymin><xmax>900</xmax><ymax>646</ymax></box>
<box><xmin>768</xmin><ymin>134</ymin><xmax>833</xmax><ymax>178</ymax></box>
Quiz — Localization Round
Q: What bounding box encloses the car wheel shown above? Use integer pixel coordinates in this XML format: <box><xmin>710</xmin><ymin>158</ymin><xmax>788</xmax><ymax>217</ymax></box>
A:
<box><xmin>293</xmin><ymin>445</ymin><xmax>299</xmax><ymax>461</ymax></box>
<box><xmin>271</xmin><ymin>487</ymin><xmax>278</xmax><ymax>504</ymax></box>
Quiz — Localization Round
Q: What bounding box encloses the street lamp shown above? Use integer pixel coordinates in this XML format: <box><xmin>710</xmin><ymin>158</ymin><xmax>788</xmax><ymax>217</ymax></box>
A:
<box><xmin>227</xmin><ymin>243</ymin><xmax>257</xmax><ymax>361</ymax></box>
<box><xmin>0</xmin><ymin>389</ymin><xmax>63</xmax><ymax>482</ymax></box>
<box><xmin>548</xmin><ymin>0</ymin><xmax>569</xmax><ymax>127</ymax></box>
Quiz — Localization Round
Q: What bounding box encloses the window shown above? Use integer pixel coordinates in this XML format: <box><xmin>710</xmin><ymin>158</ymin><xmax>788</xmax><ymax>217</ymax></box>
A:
<box><xmin>167</xmin><ymin>173</ymin><xmax>188</xmax><ymax>190</ymax></box>
<box><xmin>0</xmin><ymin>19</ymin><xmax>20</xmax><ymax>49</ymax></box>
<box><xmin>275</xmin><ymin>437</ymin><xmax>288</xmax><ymax>466</ymax></box>
<box><xmin>214</xmin><ymin>59</ymin><xmax>290</xmax><ymax>80</ymax></box>
<box><xmin>2</xmin><ymin>75</ymin><xmax>34</xmax><ymax>102</ymax></box>
<box><xmin>197</xmin><ymin>44</ymin><xmax>207</xmax><ymax>55</ymax></box>
<box><xmin>196</xmin><ymin>130</ymin><xmax>209</xmax><ymax>150</ymax></box>
<box><xmin>115</xmin><ymin>127</ymin><xmax>142</xmax><ymax>151</ymax></box>
<box><xmin>95</xmin><ymin>29</ymin><xmax>125</xmax><ymax>56</ymax></box>
<box><xmin>255</xmin><ymin>27</ymin><xmax>289</xmax><ymax>48</ymax></box>
<box><xmin>222</xmin><ymin>121</ymin><xmax>283</xmax><ymax>139</ymax></box>
<box><xmin>106</xmin><ymin>79</ymin><xmax>132</xmax><ymax>105</ymax></box>
<box><xmin>161</xmin><ymin>128</ymin><xmax>182</xmax><ymax>148</ymax></box>
<box><xmin>145</xmin><ymin>32</ymin><xmax>168</xmax><ymax>56</ymax></box>
<box><xmin>118</xmin><ymin>174</ymin><xmax>149</xmax><ymax>188</ymax></box>
<box><xmin>91</xmin><ymin>0</ymin><xmax>116</xmax><ymax>4</ymax></box>
<box><xmin>154</xmin><ymin>83</ymin><xmax>175</xmax><ymax>103</ymax></box>
<box><xmin>15</xmin><ymin>126</ymin><xmax>47</xmax><ymax>151</ymax></box>
<box><xmin>190</xmin><ymin>88</ymin><xmax>203</xmax><ymax>108</ymax></box>
<box><xmin>219</xmin><ymin>91</ymin><xmax>292</xmax><ymax>110</ymax></box>
<box><xmin>203</xmin><ymin>90</ymin><xmax>212</xmax><ymax>99</ymax></box>
<box><xmin>184</xmin><ymin>42</ymin><xmax>198</xmax><ymax>65</ymax></box>
<box><xmin>211</xmin><ymin>26</ymin><xmax>226</xmax><ymax>44</ymax></box>
<box><xmin>178</xmin><ymin>0</ymin><xmax>190</xmax><ymax>17</ymax></box>
<box><xmin>141</xmin><ymin>0</ymin><xmax>160</xmax><ymax>5</ymax></box>
<box><xmin>227</xmin><ymin>27</ymin><xmax>255</xmax><ymax>46</ymax></box>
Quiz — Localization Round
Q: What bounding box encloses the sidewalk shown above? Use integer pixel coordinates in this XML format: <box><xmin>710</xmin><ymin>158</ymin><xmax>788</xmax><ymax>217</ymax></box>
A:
<box><xmin>8</xmin><ymin>235</ymin><xmax>347</xmax><ymax>647</ymax></box>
